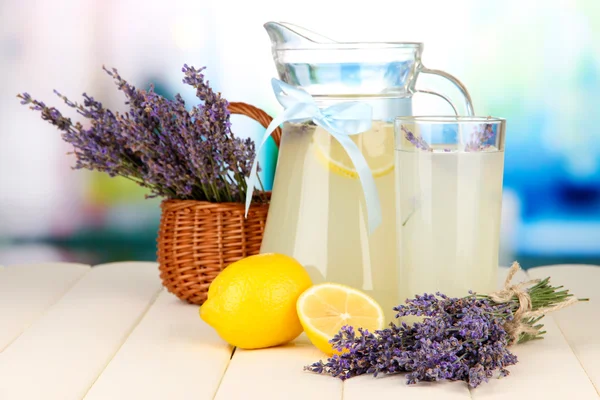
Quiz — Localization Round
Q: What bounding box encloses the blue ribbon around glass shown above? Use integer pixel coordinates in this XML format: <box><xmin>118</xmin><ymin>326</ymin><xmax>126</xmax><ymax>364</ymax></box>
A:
<box><xmin>244</xmin><ymin>79</ymin><xmax>382</xmax><ymax>234</ymax></box>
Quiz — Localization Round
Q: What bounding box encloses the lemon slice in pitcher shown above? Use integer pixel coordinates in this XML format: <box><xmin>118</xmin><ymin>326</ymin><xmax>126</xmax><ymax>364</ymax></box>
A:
<box><xmin>297</xmin><ymin>283</ymin><xmax>385</xmax><ymax>355</ymax></box>
<box><xmin>312</xmin><ymin>121</ymin><xmax>395</xmax><ymax>179</ymax></box>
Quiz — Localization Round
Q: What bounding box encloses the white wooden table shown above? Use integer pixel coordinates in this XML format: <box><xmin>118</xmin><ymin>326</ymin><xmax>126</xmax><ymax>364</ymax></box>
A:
<box><xmin>0</xmin><ymin>262</ymin><xmax>598</xmax><ymax>400</ymax></box>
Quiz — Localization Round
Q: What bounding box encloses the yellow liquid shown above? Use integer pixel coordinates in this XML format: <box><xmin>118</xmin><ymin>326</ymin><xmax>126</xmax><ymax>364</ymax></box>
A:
<box><xmin>395</xmin><ymin>150</ymin><xmax>504</xmax><ymax>301</ymax></box>
<box><xmin>261</xmin><ymin>121</ymin><xmax>400</xmax><ymax>322</ymax></box>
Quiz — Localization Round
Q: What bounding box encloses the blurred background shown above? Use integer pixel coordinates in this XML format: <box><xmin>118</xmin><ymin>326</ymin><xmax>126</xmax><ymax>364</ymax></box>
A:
<box><xmin>0</xmin><ymin>0</ymin><xmax>599</xmax><ymax>268</ymax></box>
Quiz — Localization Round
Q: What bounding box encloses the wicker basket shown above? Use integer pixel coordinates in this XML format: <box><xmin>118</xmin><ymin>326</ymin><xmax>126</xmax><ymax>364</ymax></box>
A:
<box><xmin>157</xmin><ymin>102</ymin><xmax>281</xmax><ymax>305</ymax></box>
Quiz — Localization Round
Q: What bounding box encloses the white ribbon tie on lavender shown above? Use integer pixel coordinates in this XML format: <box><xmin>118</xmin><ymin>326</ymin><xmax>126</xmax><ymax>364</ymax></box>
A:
<box><xmin>244</xmin><ymin>78</ymin><xmax>382</xmax><ymax>234</ymax></box>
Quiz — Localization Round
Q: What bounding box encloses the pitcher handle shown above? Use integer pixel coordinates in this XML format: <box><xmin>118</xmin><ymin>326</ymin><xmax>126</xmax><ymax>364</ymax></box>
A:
<box><xmin>414</xmin><ymin>65</ymin><xmax>475</xmax><ymax>116</ymax></box>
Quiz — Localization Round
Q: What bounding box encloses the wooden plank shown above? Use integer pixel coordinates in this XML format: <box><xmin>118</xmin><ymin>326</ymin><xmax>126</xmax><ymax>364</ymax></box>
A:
<box><xmin>470</xmin><ymin>267</ymin><xmax>598</xmax><ymax>399</ymax></box>
<box><xmin>344</xmin><ymin>375</ymin><xmax>471</xmax><ymax>400</ymax></box>
<box><xmin>214</xmin><ymin>334</ymin><xmax>342</xmax><ymax>400</ymax></box>
<box><xmin>83</xmin><ymin>290</ymin><xmax>234</xmax><ymax>400</ymax></box>
<box><xmin>0</xmin><ymin>262</ymin><xmax>89</xmax><ymax>352</ymax></box>
<box><xmin>0</xmin><ymin>262</ymin><xmax>163</xmax><ymax>400</ymax></box>
<box><xmin>527</xmin><ymin>264</ymin><xmax>600</xmax><ymax>394</ymax></box>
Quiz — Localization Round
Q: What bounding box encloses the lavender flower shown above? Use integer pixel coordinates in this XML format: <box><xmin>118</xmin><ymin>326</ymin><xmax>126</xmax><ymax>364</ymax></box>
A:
<box><xmin>465</xmin><ymin>124</ymin><xmax>494</xmax><ymax>152</ymax></box>
<box><xmin>17</xmin><ymin>65</ymin><xmax>261</xmax><ymax>203</ymax></box>
<box><xmin>306</xmin><ymin>266</ymin><xmax>587</xmax><ymax>388</ymax></box>
<box><xmin>306</xmin><ymin>293</ymin><xmax>517</xmax><ymax>388</ymax></box>
<box><xmin>401</xmin><ymin>123</ymin><xmax>496</xmax><ymax>152</ymax></box>
<box><xmin>401</xmin><ymin>125</ymin><xmax>432</xmax><ymax>151</ymax></box>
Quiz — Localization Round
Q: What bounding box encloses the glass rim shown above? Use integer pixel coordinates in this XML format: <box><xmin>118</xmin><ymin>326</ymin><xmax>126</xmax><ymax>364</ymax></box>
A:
<box><xmin>395</xmin><ymin>116</ymin><xmax>505</xmax><ymax>124</ymax></box>
<box><xmin>275</xmin><ymin>42</ymin><xmax>423</xmax><ymax>51</ymax></box>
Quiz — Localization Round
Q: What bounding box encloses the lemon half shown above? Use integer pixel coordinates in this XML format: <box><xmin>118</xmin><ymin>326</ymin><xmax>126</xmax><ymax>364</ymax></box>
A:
<box><xmin>312</xmin><ymin>121</ymin><xmax>395</xmax><ymax>179</ymax></box>
<box><xmin>297</xmin><ymin>283</ymin><xmax>385</xmax><ymax>355</ymax></box>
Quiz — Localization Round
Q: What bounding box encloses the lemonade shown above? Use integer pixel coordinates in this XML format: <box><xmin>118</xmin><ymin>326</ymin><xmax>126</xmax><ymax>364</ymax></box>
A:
<box><xmin>395</xmin><ymin>149</ymin><xmax>505</xmax><ymax>300</ymax></box>
<box><xmin>260</xmin><ymin>120</ymin><xmax>400</xmax><ymax>322</ymax></box>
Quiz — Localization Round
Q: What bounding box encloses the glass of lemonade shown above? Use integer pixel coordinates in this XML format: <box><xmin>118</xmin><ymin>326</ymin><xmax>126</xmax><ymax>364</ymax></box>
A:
<box><xmin>394</xmin><ymin>116</ymin><xmax>506</xmax><ymax>302</ymax></box>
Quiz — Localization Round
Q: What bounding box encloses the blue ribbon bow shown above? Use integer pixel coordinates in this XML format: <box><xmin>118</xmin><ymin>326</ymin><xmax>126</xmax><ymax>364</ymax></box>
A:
<box><xmin>245</xmin><ymin>79</ymin><xmax>382</xmax><ymax>234</ymax></box>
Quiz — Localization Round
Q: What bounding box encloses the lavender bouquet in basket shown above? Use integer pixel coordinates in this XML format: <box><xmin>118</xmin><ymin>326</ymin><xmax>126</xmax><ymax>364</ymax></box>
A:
<box><xmin>307</xmin><ymin>262</ymin><xmax>587</xmax><ymax>388</ymax></box>
<box><xmin>18</xmin><ymin>65</ymin><xmax>260</xmax><ymax>203</ymax></box>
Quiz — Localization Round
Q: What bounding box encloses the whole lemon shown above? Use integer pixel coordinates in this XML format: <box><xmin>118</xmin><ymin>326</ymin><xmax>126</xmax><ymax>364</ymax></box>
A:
<box><xmin>200</xmin><ymin>253</ymin><xmax>312</xmax><ymax>349</ymax></box>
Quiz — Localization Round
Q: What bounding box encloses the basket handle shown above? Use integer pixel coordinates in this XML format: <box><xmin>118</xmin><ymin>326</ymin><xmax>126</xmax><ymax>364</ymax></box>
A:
<box><xmin>228</xmin><ymin>102</ymin><xmax>281</xmax><ymax>148</ymax></box>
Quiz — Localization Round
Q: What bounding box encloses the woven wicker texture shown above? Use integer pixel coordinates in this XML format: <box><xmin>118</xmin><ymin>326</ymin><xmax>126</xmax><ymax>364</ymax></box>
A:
<box><xmin>157</xmin><ymin>102</ymin><xmax>281</xmax><ymax>305</ymax></box>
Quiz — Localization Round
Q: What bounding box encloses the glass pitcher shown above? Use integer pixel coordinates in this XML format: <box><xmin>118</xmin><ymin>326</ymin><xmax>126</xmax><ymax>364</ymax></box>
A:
<box><xmin>259</xmin><ymin>22</ymin><xmax>475</xmax><ymax>322</ymax></box>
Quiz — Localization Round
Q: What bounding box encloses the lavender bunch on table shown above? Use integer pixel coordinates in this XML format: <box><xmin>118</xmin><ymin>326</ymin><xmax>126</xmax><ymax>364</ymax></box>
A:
<box><xmin>17</xmin><ymin>65</ymin><xmax>260</xmax><ymax>203</ymax></box>
<box><xmin>307</xmin><ymin>294</ymin><xmax>517</xmax><ymax>388</ymax></box>
<box><xmin>306</xmin><ymin>263</ymin><xmax>587</xmax><ymax>388</ymax></box>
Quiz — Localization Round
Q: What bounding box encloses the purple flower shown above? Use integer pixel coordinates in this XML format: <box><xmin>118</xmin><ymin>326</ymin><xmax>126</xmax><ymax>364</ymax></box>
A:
<box><xmin>305</xmin><ymin>293</ymin><xmax>518</xmax><ymax>388</ymax></box>
<box><xmin>465</xmin><ymin>124</ymin><xmax>494</xmax><ymax>152</ymax></box>
<box><xmin>401</xmin><ymin>126</ymin><xmax>432</xmax><ymax>151</ymax></box>
<box><xmin>17</xmin><ymin>64</ymin><xmax>259</xmax><ymax>203</ymax></box>
<box><xmin>401</xmin><ymin>123</ymin><xmax>496</xmax><ymax>153</ymax></box>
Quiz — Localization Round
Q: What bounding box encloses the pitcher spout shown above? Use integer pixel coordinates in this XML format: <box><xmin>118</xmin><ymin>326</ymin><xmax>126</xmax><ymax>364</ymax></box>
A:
<box><xmin>264</xmin><ymin>21</ymin><xmax>336</xmax><ymax>50</ymax></box>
